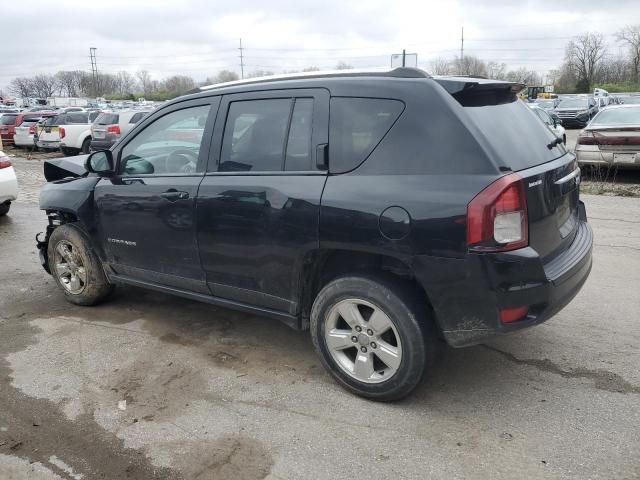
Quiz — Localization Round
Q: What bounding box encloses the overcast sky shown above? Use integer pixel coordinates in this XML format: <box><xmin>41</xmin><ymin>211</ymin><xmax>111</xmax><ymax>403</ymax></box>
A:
<box><xmin>1</xmin><ymin>0</ymin><xmax>638</xmax><ymax>91</ymax></box>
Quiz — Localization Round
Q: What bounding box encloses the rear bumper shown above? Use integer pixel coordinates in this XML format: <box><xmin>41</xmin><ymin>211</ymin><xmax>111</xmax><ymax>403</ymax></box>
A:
<box><xmin>1</xmin><ymin>132</ymin><xmax>15</xmax><ymax>144</ymax></box>
<box><xmin>90</xmin><ymin>139</ymin><xmax>115</xmax><ymax>151</ymax></box>
<box><xmin>36</xmin><ymin>140</ymin><xmax>61</xmax><ymax>150</ymax></box>
<box><xmin>414</xmin><ymin>206</ymin><xmax>593</xmax><ymax>347</ymax></box>
<box><xmin>576</xmin><ymin>146</ymin><xmax>640</xmax><ymax>168</ymax></box>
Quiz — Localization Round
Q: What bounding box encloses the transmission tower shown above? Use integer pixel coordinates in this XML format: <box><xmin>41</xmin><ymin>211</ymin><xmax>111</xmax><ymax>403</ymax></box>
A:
<box><xmin>89</xmin><ymin>47</ymin><xmax>98</xmax><ymax>97</ymax></box>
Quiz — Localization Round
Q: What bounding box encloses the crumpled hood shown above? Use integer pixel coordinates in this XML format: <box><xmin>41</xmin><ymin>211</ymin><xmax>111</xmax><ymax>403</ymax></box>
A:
<box><xmin>43</xmin><ymin>155</ymin><xmax>89</xmax><ymax>181</ymax></box>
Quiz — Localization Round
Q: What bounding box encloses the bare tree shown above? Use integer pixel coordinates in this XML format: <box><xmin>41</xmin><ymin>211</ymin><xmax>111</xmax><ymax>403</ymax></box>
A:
<box><xmin>136</xmin><ymin>70</ymin><xmax>153</xmax><ymax>96</ymax></box>
<box><xmin>429</xmin><ymin>57</ymin><xmax>451</xmax><ymax>75</ymax></box>
<box><xmin>162</xmin><ymin>75</ymin><xmax>196</xmax><ymax>95</ymax></box>
<box><xmin>246</xmin><ymin>70</ymin><xmax>275</xmax><ymax>79</ymax></box>
<box><xmin>8</xmin><ymin>77</ymin><xmax>34</xmax><ymax>98</ymax></box>
<box><xmin>203</xmin><ymin>70</ymin><xmax>239</xmax><ymax>85</ymax></box>
<box><xmin>505</xmin><ymin>67</ymin><xmax>541</xmax><ymax>85</ymax></box>
<box><xmin>565</xmin><ymin>33</ymin><xmax>607</xmax><ymax>92</ymax></box>
<box><xmin>616</xmin><ymin>25</ymin><xmax>640</xmax><ymax>83</ymax></box>
<box><xmin>55</xmin><ymin>71</ymin><xmax>79</xmax><ymax>97</ymax></box>
<box><xmin>335</xmin><ymin>61</ymin><xmax>353</xmax><ymax>70</ymax></box>
<box><xmin>31</xmin><ymin>74</ymin><xmax>58</xmax><ymax>98</ymax></box>
<box><xmin>451</xmin><ymin>55</ymin><xmax>487</xmax><ymax>77</ymax></box>
<box><xmin>116</xmin><ymin>71</ymin><xmax>137</xmax><ymax>96</ymax></box>
<box><xmin>486</xmin><ymin>61</ymin><xmax>507</xmax><ymax>80</ymax></box>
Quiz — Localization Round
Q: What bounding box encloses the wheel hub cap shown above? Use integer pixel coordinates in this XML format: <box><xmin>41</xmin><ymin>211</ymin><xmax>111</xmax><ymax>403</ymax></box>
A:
<box><xmin>324</xmin><ymin>298</ymin><xmax>403</xmax><ymax>384</ymax></box>
<box><xmin>53</xmin><ymin>240</ymin><xmax>87</xmax><ymax>295</ymax></box>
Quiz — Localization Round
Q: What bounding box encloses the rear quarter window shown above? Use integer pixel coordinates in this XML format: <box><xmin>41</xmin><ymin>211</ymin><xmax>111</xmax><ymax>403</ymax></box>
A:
<box><xmin>329</xmin><ymin>97</ymin><xmax>404</xmax><ymax>173</ymax></box>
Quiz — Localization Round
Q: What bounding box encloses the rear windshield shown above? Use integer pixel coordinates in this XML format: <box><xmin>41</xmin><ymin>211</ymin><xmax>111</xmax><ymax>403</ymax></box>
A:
<box><xmin>463</xmin><ymin>100</ymin><xmax>566</xmax><ymax>171</ymax></box>
<box><xmin>591</xmin><ymin>107</ymin><xmax>640</xmax><ymax>126</ymax></box>
<box><xmin>95</xmin><ymin>113</ymin><xmax>119</xmax><ymax>125</ymax></box>
<box><xmin>1</xmin><ymin>115</ymin><xmax>17</xmax><ymax>125</ymax></box>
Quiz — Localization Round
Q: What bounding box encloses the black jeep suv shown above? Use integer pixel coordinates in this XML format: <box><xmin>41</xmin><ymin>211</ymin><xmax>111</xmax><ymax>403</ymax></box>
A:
<box><xmin>37</xmin><ymin>68</ymin><xmax>592</xmax><ymax>401</ymax></box>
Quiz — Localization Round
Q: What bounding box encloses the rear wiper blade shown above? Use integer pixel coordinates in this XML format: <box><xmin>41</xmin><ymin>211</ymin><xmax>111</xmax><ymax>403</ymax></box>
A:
<box><xmin>546</xmin><ymin>137</ymin><xmax>563</xmax><ymax>149</ymax></box>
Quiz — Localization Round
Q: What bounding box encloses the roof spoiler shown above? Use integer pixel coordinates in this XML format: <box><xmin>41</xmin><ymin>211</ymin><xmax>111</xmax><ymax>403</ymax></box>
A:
<box><xmin>434</xmin><ymin>77</ymin><xmax>525</xmax><ymax>107</ymax></box>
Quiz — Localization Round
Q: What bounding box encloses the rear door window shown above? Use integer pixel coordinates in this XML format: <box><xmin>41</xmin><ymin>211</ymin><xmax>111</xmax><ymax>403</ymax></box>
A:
<box><xmin>285</xmin><ymin>98</ymin><xmax>314</xmax><ymax>171</ymax></box>
<box><xmin>220</xmin><ymin>99</ymin><xmax>291</xmax><ymax>172</ymax></box>
<box><xmin>329</xmin><ymin>97</ymin><xmax>404</xmax><ymax>173</ymax></box>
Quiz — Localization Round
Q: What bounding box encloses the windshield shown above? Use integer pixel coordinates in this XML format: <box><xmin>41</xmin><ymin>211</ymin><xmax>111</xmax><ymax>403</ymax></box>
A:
<box><xmin>557</xmin><ymin>98</ymin><xmax>589</xmax><ymax>109</ymax></box>
<box><xmin>591</xmin><ymin>107</ymin><xmax>640</xmax><ymax>126</ymax></box>
<box><xmin>0</xmin><ymin>115</ymin><xmax>17</xmax><ymax>125</ymax></box>
<box><xmin>536</xmin><ymin>101</ymin><xmax>555</xmax><ymax>110</ymax></box>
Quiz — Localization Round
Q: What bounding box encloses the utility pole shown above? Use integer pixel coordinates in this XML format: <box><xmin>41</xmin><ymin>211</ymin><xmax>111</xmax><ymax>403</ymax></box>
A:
<box><xmin>460</xmin><ymin>27</ymin><xmax>464</xmax><ymax>60</ymax></box>
<box><xmin>402</xmin><ymin>49</ymin><xmax>406</xmax><ymax>67</ymax></box>
<box><xmin>89</xmin><ymin>47</ymin><xmax>98</xmax><ymax>97</ymax></box>
<box><xmin>239</xmin><ymin>38</ymin><xmax>245</xmax><ymax>80</ymax></box>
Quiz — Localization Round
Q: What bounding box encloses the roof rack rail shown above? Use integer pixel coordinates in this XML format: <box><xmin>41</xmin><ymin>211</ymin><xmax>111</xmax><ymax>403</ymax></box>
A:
<box><xmin>192</xmin><ymin>67</ymin><xmax>430</xmax><ymax>93</ymax></box>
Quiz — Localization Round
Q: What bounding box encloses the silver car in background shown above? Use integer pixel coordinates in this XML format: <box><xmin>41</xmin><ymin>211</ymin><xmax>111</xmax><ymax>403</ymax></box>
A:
<box><xmin>576</xmin><ymin>104</ymin><xmax>640</xmax><ymax>169</ymax></box>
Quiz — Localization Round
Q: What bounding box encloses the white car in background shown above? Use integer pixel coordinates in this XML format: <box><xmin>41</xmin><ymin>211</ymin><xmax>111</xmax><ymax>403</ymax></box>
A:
<box><xmin>528</xmin><ymin>104</ymin><xmax>566</xmax><ymax>144</ymax></box>
<box><xmin>0</xmin><ymin>151</ymin><xmax>18</xmax><ymax>216</ymax></box>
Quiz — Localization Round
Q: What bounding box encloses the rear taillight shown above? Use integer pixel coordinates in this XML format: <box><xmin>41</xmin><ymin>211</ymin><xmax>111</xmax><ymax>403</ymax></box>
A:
<box><xmin>467</xmin><ymin>173</ymin><xmax>528</xmax><ymax>252</ymax></box>
<box><xmin>59</xmin><ymin>127</ymin><xmax>65</xmax><ymax>139</ymax></box>
<box><xmin>29</xmin><ymin>126</ymin><xmax>36</xmax><ymax>134</ymax></box>
<box><xmin>0</xmin><ymin>157</ymin><xmax>11</xmax><ymax>169</ymax></box>
<box><xmin>107</xmin><ymin>125</ymin><xmax>121</xmax><ymax>136</ymax></box>
<box><xmin>577</xmin><ymin>130</ymin><xmax>596</xmax><ymax>145</ymax></box>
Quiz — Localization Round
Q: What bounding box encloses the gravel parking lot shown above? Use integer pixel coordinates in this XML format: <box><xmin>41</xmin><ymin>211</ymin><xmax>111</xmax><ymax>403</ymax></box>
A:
<box><xmin>1</xmin><ymin>156</ymin><xmax>639</xmax><ymax>480</ymax></box>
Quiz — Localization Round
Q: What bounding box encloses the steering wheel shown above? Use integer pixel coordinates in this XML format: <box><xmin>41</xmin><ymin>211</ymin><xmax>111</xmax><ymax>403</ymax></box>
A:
<box><xmin>165</xmin><ymin>149</ymin><xmax>199</xmax><ymax>174</ymax></box>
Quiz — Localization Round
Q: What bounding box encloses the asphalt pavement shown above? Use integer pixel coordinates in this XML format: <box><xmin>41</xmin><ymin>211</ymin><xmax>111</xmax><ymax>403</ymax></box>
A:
<box><xmin>0</xmin><ymin>156</ymin><xmax>639</xmax><ymax>480</ymax></box>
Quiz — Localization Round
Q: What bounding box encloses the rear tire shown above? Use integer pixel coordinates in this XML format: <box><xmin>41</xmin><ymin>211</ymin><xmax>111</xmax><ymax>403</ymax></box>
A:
<box><xmin>60</xmin><ymin>147</ymin><xmax>76</xmax><ymax>156</ymax></box>
<box><xmin>47</xmin><ymin>224</ymin><xmax>113</xmax><ymax>306</ymax></box>
<box><xmin>310</xmin><ymin>274</ymin><xmax>436</xmax><ymax>401</ymax></box>
<box><xmin>0</xmin><ymin>202</ymin><xmax>10</xmax><ymax>216</ymax></box>
<box><xmin>80</xmin><ymin>137</ymin><xmax>91</xmax><ymax>155</ymax></box>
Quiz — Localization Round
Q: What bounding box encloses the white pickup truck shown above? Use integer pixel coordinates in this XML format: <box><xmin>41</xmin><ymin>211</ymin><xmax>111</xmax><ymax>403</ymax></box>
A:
<box><xmin>58</xmin><ymin>111</ymin><xmax>101</xmax><ymax>155</ymax></box>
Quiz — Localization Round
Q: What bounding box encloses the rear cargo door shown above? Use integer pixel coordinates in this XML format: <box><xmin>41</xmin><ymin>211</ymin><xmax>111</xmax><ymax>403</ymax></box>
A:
<box><xmin>439</xmin><ymin>78</ymin><xmax>580</xmax><ymax>261</ymax></box>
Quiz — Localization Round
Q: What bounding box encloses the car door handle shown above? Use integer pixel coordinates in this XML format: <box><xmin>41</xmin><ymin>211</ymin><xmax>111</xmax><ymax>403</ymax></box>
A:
<box><xmin>160</xmin><ymin>190</ymin><xmax>189</xmax><ymax>201</ymax></box>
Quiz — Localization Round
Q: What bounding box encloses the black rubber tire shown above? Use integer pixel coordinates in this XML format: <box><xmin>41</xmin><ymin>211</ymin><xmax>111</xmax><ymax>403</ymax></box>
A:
<box><xmin>0</xmin><ymin>202</ymin><xmax>10</xmax><ymax>216</ymax></box>
<box><xmin>562</xmin><ymin>134</ymin><xmax>566</xmax><ymax>145</ymax></box>
<box><xmin>47</xmin><ymin>224</ymin><xmax>114</xmax><ymax>306</ymax></box>
<box><xmin>310</xmin><ymin>274</ymin><xmax>436</xmax><ymax>401</ymax></box>
<box><xmin>80</xmin><ymin>137</ymin><xmax>91</xmax><ymax>155</ymax></box>
<box><xmin>61</xmin><ymin>147</ymin><xmax>74</xmax><ymax>156</ymax></box>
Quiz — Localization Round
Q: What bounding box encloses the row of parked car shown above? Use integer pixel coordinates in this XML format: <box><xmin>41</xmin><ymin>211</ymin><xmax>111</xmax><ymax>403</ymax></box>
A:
<box><xmin>530</xmin><ymin>92</ymin><xmax>640</xmax><ymax>129</ymax></box>
<box><xmin>0</xmin><ymin>107</ymin><xmax>152</xmax><ymax>155</ymax></box>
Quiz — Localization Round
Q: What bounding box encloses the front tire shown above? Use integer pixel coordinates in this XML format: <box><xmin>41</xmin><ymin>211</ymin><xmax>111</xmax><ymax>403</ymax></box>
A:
<box><xmin>310</xmin><ymin>275</ymin><xmax>435</xmax><ymax>401</ymax></box>
<box><xmin>0</xmin><ymin>202</ymin><xmax>10</xmax><ymax>216</ymax></box>
<box><xmin>47</xmin><ymin>224</ymin><xmax>113</xmax><ymax>306</ymax></box>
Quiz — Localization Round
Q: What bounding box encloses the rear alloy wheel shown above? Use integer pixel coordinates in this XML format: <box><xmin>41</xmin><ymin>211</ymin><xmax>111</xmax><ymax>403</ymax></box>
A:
<box><xmin>48</xmin><ymin>224</ymin><xmax>113</xmax><ymax>305</ymax></box>
<box><xmin>311</xmin><ymin>275</ymin><xmax>435</xmax><ymax>401</ymax></box>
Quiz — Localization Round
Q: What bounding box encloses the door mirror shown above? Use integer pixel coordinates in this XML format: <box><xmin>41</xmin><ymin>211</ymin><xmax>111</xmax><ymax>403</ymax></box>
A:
<box><xmin>85</xmin><ymin>150</ymin><xmax>114</xmax><ymax>176</ymax></box>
